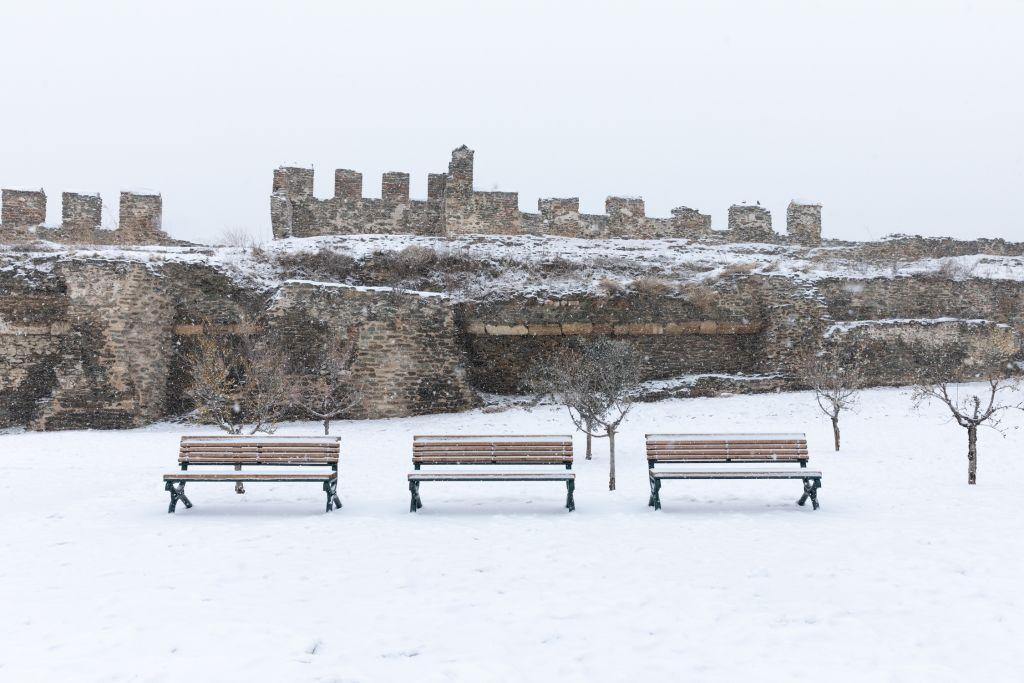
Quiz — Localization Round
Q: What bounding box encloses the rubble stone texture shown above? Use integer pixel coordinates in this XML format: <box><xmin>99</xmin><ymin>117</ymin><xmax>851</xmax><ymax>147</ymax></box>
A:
<box><xmin>787</xmin><ymin>201</ymin><xmax>822</xmax><ymax>246</ymax></box>
<box><xmin>270</xmin><ymin>146</ymin><xmax>743</xmax><ymax>241</ymax></box>
<box><xmin>2</xmin><ymin>245</ymin><xmax>1022</xmax><ymax>430</ymax></box>
<box><xmin>728</xmin><ymin>205</ymin><xmax>774</xmax><ymax>242</ymax></box>
<box><xmin>0</xmin><ymin>187</ymin><xmax>177</xmax><ymax>246</ymax></box>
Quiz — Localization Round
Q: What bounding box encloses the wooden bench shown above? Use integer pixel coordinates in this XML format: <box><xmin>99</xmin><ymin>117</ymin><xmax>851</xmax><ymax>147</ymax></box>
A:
<box><xmin>645</xmin><ymin>433</ymin><xmax>822</xmax><ymax>510</ymax></box>
<box><xmin>408</xmin><ymin>435</ymin><xmax>575</xmax><ymax>512</ymax></box>
<box><xmin>163</xmin><ymin>436</ymin><xmax>342</xmax><ymax>513</ymax></box>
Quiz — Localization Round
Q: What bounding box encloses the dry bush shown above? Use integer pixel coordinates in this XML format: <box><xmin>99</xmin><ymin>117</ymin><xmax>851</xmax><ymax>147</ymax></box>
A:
<box><xmin>721</xmin><ymin>261</ymin><xmax>758</xmax><ymax>276</ymax></box>
<box><xmin>364</xmin><ymin>245</ymin><xmax>483</xmax><ymax>289</ymax></box>
<box><xmin>184</xmin><ymin>324</ymin><xmax>292</xmax><ymax>435</ymax></box>
<box><xmin>936</xmin><ymin>258</ymin><xmax>979</xmax><ymax>281</ymax></box>
<box><xmin>630</xmin><ymin>276</ymin><xmax>673</xmax><ymax>296</ymax></box>
<box><xmin>599</xmin><ymin>277</ymin><xmax>624</xmax><ymax>296</ymax></box>
<box><xmin>275</xmin><ymin>249</ymin><xmax>357</xmax><ymax>282</ymax></box>
<box><xmin>676</xmin><ymin>283</ymin><xmax>717</xmax><ymax>312</ymax></box>
<box><xmin>540</xmin><ymin>256</ymin><xmax>576</xmax><ymax>275</ymax></box>
<box><xmin>218</xmin><ymin>227</ymin><xmax>262</xmax><ymax>249</ymax></box>
<box><xmin>7</xmin><ymin>241</ymin><xmax>58</xmax><ymax>253</ymax></box>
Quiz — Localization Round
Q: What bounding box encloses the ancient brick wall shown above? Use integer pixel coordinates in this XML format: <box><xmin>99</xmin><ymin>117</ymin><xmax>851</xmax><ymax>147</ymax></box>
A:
<box><xmin>458</xmin><ymin>293</ymin><xmax>764</xmax><ymax>391</ymax></box>
<box><xmin>728</xmin><ymin>205</ymin><xmax>774</xmax><ymax>242</ymax></box>
<box><xmin>823</xmin><ymin>319</ymin><xmax>1018</xmax><ymax>386</ymax></box>
<box><xmin>0</xmin><ymin>187</ymin><xmax>176</xmax><ymax>246</ymax></box>
<box><xmin>1</xmin><ymin>189</ymin><xmax>47</xmax><ymax>227</ymax></box>
<box><xmin>786</xmin><ymin>202</ymin><xmax>821</xmax><ymax>246</ymax></box>
<box><xmin>0</xmin><ymin>260</ymin><xmax>177</xmax><ymax>430</ymax></box>
<box><xmin>3</xmin><ymin>248</ymin><xmax>1023</xmax><ymax>432</ymax></box>
<box><xmin>271</xmin><ymin>166</ymin><xmax>443</xmax><ymax>239</ymax></box>
<box><xmin>61</xmin><ymin>192</ymin><xmax>103</xmax><ymax>240</ymax></box>
<box><xmin>269</xmin><ymin>146</ymin><xmax>743</xmax><ymax>241</ymax></box>
<box><xmin>267</xmin><ymin>281</ymin><xmax>478</xmax><ymax>419</ymax></box>
<box><xmin>816</xmin><ymin>277</ymin><xmax>1024</xmax><ymax>327</ymax></box>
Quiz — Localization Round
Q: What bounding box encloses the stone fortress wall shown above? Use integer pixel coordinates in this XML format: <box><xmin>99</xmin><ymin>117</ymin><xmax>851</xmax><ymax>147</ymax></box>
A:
<box><xmin>2</xmin><ymin>248</ymin><xmax>1021</xmax><ymax>431</ymax></box>
<box><xmin>271</xmin><ymin>145</ymin><xmax>822</xmax><ymax>245</ymax></box>
<box><xmin>2</xmin><ymin>143</ymin><xmax>1021</xmax><ymax>431</ymax></box>
<box><xmin>0</xmin><ymin>187</ymin><xmax>175</xmax><ymax>245</ymax></box>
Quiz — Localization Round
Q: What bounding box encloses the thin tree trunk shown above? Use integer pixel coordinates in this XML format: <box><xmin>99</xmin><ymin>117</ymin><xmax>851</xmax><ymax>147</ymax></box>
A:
<box><xmin>967</xmin><ymin>424</ymin><xmax>978</xmax><ymax>485</ymax></box>
<box><xmin>832</xmin><ymin>415</ymin><xmax>840</xmax><ymax>452</ymax></box>
<box><xmin>607</xmin><ymin>427</ymin><xmax>616</xmax><ymax>491</ymax></box>
<box><xmin>323</xmin><ymin>418</ymin><xmax>330</xmax><ymax>435</ymax></box>
<box><xmin>586</xmin><ymin>431</ymin><xmax>592</xmax><ymax>460</ymax></box>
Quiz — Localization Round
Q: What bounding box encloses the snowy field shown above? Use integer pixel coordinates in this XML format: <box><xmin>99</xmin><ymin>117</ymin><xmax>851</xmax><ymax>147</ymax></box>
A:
<box><xmin>2</xmin><ymin>385</ymin><xmax>1023</xmax><ymax>682</ymax></box>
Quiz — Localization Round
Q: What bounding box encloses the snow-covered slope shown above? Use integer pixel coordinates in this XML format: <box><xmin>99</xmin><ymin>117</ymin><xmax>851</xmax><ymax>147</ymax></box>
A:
<box><xmin>1</xmin><ymin>385</ymin><xmax>1021</xmax><ymax>681</ymax></box>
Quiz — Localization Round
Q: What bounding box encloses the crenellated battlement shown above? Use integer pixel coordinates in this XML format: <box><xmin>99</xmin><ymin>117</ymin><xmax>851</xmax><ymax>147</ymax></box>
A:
<box><xmin>0</xmin><ymin>187</ymin><xmax>174</xmax><ymax>245</ymax></box>
<box><xmin>270</xmin><ymin>145</ymin><xmax>823</xmax><ymax>244</ymax></box>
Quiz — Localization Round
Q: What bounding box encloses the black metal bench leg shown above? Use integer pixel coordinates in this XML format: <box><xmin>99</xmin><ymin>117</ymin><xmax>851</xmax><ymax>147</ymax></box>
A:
<box><xmin>651</xmin><ymin>477</ymin><xmax>662</xmax><ymax>510</ymax></box>
<box><xmin>165</xmin><ymin>481</ymin><xmax>192</xmax><ymax>513</ymax></box>
<box><xmin>798</xmin><ymin>479</ymin><xmax>821</xmax><ymax>509</ymax></box>
<box><xmin>565</xmin><ymin>480</ymin><xmax>575</xmax><ymax>511</ymax></box>
<box><xmin>409</xmin><ymin>481</ymin><xmax>422</xmax><ymax>512</ymax></box>
<box><xmin>323</xmin><ymin>480</ymin><xmax>341</xmax><ymax>513</ymax></box>
<box><xmin>648</xmin><ymin>477</ymin><xmax>657</xmax><ymax>507</ymax></box>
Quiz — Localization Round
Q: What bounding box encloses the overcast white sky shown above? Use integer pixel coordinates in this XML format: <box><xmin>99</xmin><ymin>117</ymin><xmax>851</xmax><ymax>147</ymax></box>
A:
<box><xmin>1</xmin><ymin>0</ymin><xmax>1022</xmax><ymax>244</ymax></box>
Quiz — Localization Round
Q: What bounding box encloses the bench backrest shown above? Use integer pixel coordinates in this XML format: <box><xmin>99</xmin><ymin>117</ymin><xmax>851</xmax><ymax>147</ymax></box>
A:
<box><xmin>645</xmin><ymin>433</ymin><xmax>808</xmax><ymax>466</ymax></box>
<box><xmin>179</xmin><ymin>435</ymin><xmax>341</xmax><ymax>467</ymax></box>
<box><xmin>413</xmin><ymin>435</ymin><xmax>574</xmax><ymax>468</ymax></box>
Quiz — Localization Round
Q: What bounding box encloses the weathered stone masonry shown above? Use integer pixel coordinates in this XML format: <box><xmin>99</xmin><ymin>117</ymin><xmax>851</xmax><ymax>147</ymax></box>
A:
<box><xmin>1</xmin><ymin>248</ymin><xmax>1021</xmax><ymax>430</ymax></box>
<box><xmin>0</xmin><ymin>188</ymin><xmax>176</xmax><ymax>246</ymax></box>
<box><xmin>271</xmin><ymin>145</ymin><xmax>823</xmax><ymax>244</ymax></box>
<box><xmin>267</xmin><ymin>282</ymin><xmax>478</xmax><ymax>419</ymax></box>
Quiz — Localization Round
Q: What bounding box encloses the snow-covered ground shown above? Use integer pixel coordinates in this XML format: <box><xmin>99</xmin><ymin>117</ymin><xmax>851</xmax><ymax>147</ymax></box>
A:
<box><xmin>1</xmin><ymin>385</ymin><xmax>1023</xmax><ymax>682</ymax></box>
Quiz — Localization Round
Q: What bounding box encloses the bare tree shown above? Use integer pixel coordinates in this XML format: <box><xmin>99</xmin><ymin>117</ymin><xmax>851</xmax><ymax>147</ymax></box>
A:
<box><xmin>802</xmin><ymin>349</ymin><xmax>863</xmax><ymax>451</ymax></box>
<box><xmin>912</xmin><ymin>345</ymin><xmax>1021</xmax><ymax>485</ymax></box>
<box><xmin>527</xmin><ymin>349</ymin><xmax>597</xmax><ymax>460</ymax></box>
<box><xmin>184</xmin><ymin>322</ymin><xmax>292</xmax><ymax>435</ymax></box>
<box><xmin>536</xmin><ymin>338</ymin><xmax>644</xmax><ymax>491</ymax></box>
<box><xmin>290</xmin><ymin>327</ymin><xmax>362</xmax><ymax>434</ymax></box>
<box><xmin>913</xmin><ymin>375</ymin><xmax>1020</xmax><ymax>485</ymax></box>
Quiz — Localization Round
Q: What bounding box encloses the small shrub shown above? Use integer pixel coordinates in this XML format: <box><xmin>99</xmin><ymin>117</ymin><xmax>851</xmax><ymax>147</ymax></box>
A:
<box><xmin>275</xmin><ymin>249</ymin><xmax>357</xmax><ymax>282</ymax></box>
<box><xmin>721</xmin><ymin>261</ymin><xmax>758</xmax><ymax>276</ymax></box>
<box><xmin>677</xmin><ymin>283</ymin><xmax>717</xmax><ymax>312</ymax></box>
<box><xmin>630</xmin><ymin>276</ymin><xmax>673</xmax><ymax>296</ymax></box>
<box><xmin>7</xmin><ymin>240</ymin><xmax>57</xmax><ymax>253</ymax></box>
<box><xmin>599</xmin><ymin>277</ymin><xmax>624</xmax><ymax>296</ymax></box>
<box><xmin>540</xmin><ymin>256</ymin><xmax>576</xmax><ymax>275</ymax></box>
<box><xmin>936</xmin><ymin>258</ymin><xmax>978</xmax><ymax>280</ymax></box>
<box><xmin>218</xmin><ymin>227</ymin><xmax>261</xmax><ymax>249</ymax></box>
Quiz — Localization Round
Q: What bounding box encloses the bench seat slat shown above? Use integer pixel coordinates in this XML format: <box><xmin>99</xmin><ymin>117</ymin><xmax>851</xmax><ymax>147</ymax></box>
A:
<box><xmin>651</xmin><ymin>470</ymin><xmax>822</xmax><ymax>479</ymax></box>
<box><xmin>409</xmin><ymin>472</ymin><xmax>575</xmax><ymax>481</ymax></box>
<box><xmin>408</xmin><ymin>434</ymin><xmax>575</xmax><ymax>511</ymax></box>
<box><xmin>164</xmin><ymin>473</ymin><xmax>337</xmax><ymax>482</ymax></box>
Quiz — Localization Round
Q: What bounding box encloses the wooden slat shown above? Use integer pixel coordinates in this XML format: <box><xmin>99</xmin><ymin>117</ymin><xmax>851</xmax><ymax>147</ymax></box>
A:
<box><xmin>646</xmin><ymin>432</ymin><xmax>805</xmax><ymax>441</ymax></box>
<box><xmin>182</xmin><ymin>438</ymin><xmax>342</xmax><ymax>444</ymax></box>
<box><xmin>177</xmin><ymin>435</ymin><xmax>340</xmax><ymax>468</ymax></box>
<box><xmin>164</xmin><ymin>472</ymin><xmax>337</xmax><ymax>482</ymax></box>
<box><xmin>645</xmin><ymin>433</ymin><xmax>809</xmax><ymax>464</ymax></box>
<box><xmin>410</xmin><ymin>434</ymin><xmax>573</xmax><ymax>475</ymax></box>
<box><xmin>408</xmin><ymin>472</ymin><xmax>575</xmax><ymax>481</ymax></box>
<box><xmin>414</xmin><ymin>434</ymin><xmax>572</xmax><ymax>442</ymax></box>
<box><xmin>651</xmin><ymin>469</ymin><xmax>821</xmax><ymax>479</ymax></box>
<box><xmin>413</xmin><ymin>444</ymin><xmax>569</xmax><ymax>450</ymax></box>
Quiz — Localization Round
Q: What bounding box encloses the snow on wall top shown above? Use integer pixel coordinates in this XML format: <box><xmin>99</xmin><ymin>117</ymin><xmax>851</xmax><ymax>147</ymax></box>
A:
<box><xmin>824</xmin><ymin>318</ymin><xmax>1009</xmax><ymax>338</ymax></box>
<box><xmin>5</xmin><ymin>233</ymin><xmax>1024</xmax><ymax>302</ymax></box>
